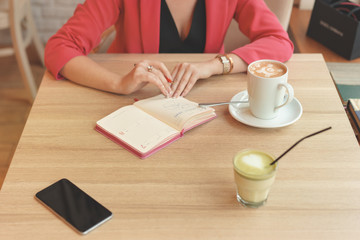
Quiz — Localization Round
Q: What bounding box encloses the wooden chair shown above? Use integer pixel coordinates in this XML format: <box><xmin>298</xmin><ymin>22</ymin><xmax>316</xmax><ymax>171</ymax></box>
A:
<box><xmin>91</xmin><ymin>25</ymin><xmax>116</xmax><ymax>54</ymax></box>
<box><xmin>224</xmin><ymin>0</ymin><xmax>294</xmax><ymax>52</ymax></box>
<box><xmin>0</xmin><ymin>0</ymin><xmax>44</xmax><ymax>102</ymax></box>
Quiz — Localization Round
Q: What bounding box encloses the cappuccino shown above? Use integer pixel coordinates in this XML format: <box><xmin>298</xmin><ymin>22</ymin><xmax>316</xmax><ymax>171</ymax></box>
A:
<box><xmin>247</xmin><ymin>59</ymin><xmax>293</xmax><ymax>119</ymax></box>
<box><xmin>248</xmin><ymin>61</ymin><xmax>286</xmax><ymax>78</ymax></box>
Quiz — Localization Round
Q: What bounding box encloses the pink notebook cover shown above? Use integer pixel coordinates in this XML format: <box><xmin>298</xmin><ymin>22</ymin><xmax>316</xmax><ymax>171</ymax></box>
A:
<box><xmin>95</xmin><ymin>115</ymin><xmax>216</xmax><ymax>159</ymax></box>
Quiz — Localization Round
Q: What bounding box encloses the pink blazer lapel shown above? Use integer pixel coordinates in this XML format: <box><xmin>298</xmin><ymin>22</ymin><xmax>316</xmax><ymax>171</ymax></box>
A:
<box><xmin>204</xmin><ymin>0</ymin><xmax>229</xmax><ymax>53</ymax></box>
<box><xmin>140</xmin><ymin>0</ymin><xmax>161</xmax><ymax>53</ymax></box>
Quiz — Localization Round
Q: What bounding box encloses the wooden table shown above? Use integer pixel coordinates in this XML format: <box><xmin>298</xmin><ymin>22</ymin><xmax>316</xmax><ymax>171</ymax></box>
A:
<box><xmin>290</xmin><ymin>6</ymin><xmax>360</xmax><ymax>63</ymax></box>
<box><xmin>0</xmin><ymin>54</ymin><xmax>359</xmax><ymax>239</ymax></box>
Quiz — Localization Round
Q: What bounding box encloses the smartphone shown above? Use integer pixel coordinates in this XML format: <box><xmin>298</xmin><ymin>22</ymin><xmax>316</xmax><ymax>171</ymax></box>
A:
<box><xmin>35</xmin><ymin>178</ymin><xmax>112</xmax><ymax>235</ymax></box>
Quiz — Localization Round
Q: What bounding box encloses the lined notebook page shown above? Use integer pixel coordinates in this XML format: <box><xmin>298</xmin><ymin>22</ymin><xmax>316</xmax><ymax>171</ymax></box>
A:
<box><xmin>96</xmin><ymin>106</ymin><xmax>178</xmax><ymax>153</ymax></box>
<box><xmin>134</xmin><ymin>95</ymin><xmax>213</xmax><ymax>130</ymax></box>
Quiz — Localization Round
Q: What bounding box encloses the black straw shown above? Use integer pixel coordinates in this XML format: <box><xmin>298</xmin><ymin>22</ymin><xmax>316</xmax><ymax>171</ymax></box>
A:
<box><xmin>270</xmin><ymin>126</ymin><xmax>332</xmax><ymax>166</ymax></box>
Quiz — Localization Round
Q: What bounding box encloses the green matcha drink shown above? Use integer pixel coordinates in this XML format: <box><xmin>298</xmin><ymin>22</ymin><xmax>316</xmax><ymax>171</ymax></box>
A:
<box><xmin>233</xmin><ymin>149</ymin><xmax>277</xmax><ymax>207</ymax></box>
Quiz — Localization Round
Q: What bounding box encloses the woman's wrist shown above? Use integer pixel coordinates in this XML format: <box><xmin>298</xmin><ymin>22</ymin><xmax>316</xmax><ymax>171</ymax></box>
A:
<box><xmin>215</xmin><ymin>54</ymin><xmax>234</xmax><ymax>74</ymax></box>
<box><xmin>208</xmin><ymin>57</ymin><xmax>224</xmax><ymax>76</ymax></box>
<box><xmin>209</xmin><ymin>53</ymin><xmax>247</xmax><ymax>76</ymax></box>
<box><xmin>110</xmin><ymin>75</ymin><xmax>126</xmax><ymax>94</ymax></box>
<box><xmin>227</xmin><ymin>53</ymin><xmax>248</xmax><ymax>73</ymax></box>
<box><xmin>115</xmin><ymin>74</ymin><xmax>140</xmax><ymax>95</ymax></box>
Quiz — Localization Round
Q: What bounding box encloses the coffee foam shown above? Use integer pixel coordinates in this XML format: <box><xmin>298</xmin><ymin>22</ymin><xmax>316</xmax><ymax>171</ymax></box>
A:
<box><xmin>234</xmin><ymin>152</ymin><xmax>274</xmax><ymax>176</ymax></box>
<box><xmin>242</xmin><ymin>154</ymin><xmax>265</xmax><ymax>169</ymax></box>
<box><xmin>249</xmin><ymin>61</ymin><xmax>286</xmax><ymax>78</ymax></box>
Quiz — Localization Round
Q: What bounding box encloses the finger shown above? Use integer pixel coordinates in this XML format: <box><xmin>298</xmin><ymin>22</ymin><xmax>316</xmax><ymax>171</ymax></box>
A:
<box><xmin>169</xmin><ymin>65</ymin><xmax>180</xmax><ymax>97</ymax></box>
<box><xmin>135</xmin><ymin>60</ymin><xmax>150</xmax><ymax>70</ymax></box>
<box><xmin>171</xmin><ymin>64</ymin><xmax>180</xmax><ymax>80</ymax></box>
<box><xmin>132</xmin><ymin>61</ymin><xmax>170</xmax><ymax>96</ymax></box>
<box><xmin>150</xmin><ymin>67</ymin><xmax>172</xmax><ymax>94</ymax></box>
<box><xmin>145</xmin><ymin>73</ymin><xmax>170</xmax><ymax>97</ymax></box>
<box><xmin>173</xmin><ymin>66</ymin><xmax>193</xmax><ymax>98</ymax></box>
<box><xmin>181</xmin><ymin>73</ymin><xmax>198</xmax><ymax>97</ymax></box>
<box><xmin>154</xmin><ymin>62</ymin><xmax>173</xmax><ymax>84</ymax></box>
<box><xmin>143</xmin><ymin>61</ymin><xmax>172</xmax><ymax>83</ymax></box>
<box><xmin>135</xmin><ymin>61</ymin><xmax>171</xmax><ymax>95</ymax></box>
<box><xmin>171</xmin><ymin>64</ymin><xmax>186</xmax><ymax>93</ymax></box>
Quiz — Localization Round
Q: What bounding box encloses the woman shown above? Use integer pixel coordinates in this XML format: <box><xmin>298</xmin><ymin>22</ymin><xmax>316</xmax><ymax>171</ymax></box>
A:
<box><xmin>45</xmin><ymin>0</ymin><xmax>293</xmax><ymax>98</ymax></box>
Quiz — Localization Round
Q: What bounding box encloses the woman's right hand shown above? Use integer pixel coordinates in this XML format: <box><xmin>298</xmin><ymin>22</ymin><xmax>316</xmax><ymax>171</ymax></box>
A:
<box><xmin>119</xmin><ymin>60</ymin><xmax>173</xmax><ymax>97</ymax></box>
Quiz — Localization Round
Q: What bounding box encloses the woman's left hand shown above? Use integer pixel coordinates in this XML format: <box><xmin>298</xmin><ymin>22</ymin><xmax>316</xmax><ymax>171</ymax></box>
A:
<box><xmin>170</xmin><ymin>60</ymin><xmax>219</xmax><ymax>97</ymax></box>
<box><xmin>170</xmin><ymin>54</ymin><xmax>248</xmax><ymax>97</ymax></box>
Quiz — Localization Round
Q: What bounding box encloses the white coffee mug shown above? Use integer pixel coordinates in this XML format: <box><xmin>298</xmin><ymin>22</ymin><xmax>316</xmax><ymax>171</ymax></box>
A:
<box><xmin>247</xmin><ymin>60</ymin><xmax>294</xmax><ymax>119</ymax></box>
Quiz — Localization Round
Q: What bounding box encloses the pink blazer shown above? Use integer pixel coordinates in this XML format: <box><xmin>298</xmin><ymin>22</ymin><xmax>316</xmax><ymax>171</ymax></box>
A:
<box><xmin>45</xmin><ymin>0</ymin><xmax>294</xmax><ymax>79</ymax></box>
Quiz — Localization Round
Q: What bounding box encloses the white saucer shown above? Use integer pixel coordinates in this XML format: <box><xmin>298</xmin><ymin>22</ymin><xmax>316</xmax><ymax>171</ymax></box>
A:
<box><xmin>228</xmin><ymin>90</ymin><xmax>303</xmax><ymax>128</ymax></box>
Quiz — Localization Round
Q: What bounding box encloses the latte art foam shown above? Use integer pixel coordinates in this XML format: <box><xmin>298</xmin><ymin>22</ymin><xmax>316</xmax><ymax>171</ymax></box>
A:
<box><xmin>249</xmin><ymin>61</ymin><xmax>286</xmax><ymax>78</ymax></box>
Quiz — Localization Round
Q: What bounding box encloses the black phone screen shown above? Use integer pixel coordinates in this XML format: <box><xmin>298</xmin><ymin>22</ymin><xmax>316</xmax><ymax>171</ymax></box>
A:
<box><xmin>35</xmin><ymin>178</ymin><xmax>112</xmax><ymax>234</ymax></box>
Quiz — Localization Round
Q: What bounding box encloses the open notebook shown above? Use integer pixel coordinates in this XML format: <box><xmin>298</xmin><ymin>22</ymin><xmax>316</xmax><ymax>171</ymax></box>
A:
<box><xmin>95</xmin><ymin>95</ymin><xmax>216</xmax><ymax>158</ymax></box>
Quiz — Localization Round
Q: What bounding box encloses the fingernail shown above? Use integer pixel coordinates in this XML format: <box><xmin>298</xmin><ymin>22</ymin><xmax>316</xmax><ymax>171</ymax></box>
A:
<box><xmin>166</xmin><ymin>76</ymin><xmax>172</xmax><ymax>83</ymax></box>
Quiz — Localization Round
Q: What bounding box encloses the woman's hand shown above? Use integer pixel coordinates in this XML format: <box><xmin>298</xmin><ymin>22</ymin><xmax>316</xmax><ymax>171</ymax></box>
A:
<box><xmin>170</xmin><ymin>54</ymin><xmax>248</xmax><ymax>97</ymax></box>
<box><xmin>170</xmin><ymin>58</ymin><xmax>222</xmax><ymax>97</ymax></box>
<box><xmin>61</xmin><ymin>55</ymin><xmax>246</xmax><ymax>97</ymax></box>
<box><xmin>120</xmin><ymin>60</ymin><xmax>173</xmax><ymax>97</ymax></box>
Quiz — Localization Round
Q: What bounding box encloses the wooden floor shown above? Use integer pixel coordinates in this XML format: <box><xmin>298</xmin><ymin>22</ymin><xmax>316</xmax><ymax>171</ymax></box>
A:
<box><xmin>0</xmin><ymin>54</ymin><xmax>44</xmax><ymax>189</ymax></box>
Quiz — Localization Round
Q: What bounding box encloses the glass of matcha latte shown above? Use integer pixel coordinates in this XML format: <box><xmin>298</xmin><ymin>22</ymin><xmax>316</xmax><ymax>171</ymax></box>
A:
<box><xmin>233</xmin><ymin>149</ymin><xmax>278</xmax><ymax>208</ymax></box>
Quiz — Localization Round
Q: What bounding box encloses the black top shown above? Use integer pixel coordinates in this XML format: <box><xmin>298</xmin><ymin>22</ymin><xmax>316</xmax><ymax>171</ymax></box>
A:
<box><xmin>159</xmin><ymin>0</ymin><xmax>206</xmax><ymax>53</ymax></box>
